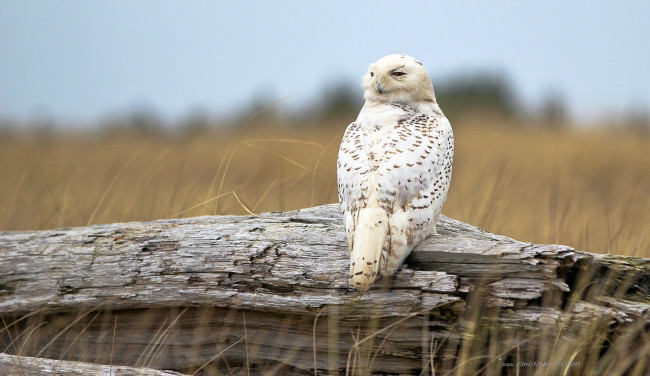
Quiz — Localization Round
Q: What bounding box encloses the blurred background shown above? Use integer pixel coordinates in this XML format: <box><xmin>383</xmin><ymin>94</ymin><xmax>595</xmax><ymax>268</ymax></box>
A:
<box><xmin>0</xmin><ymin>1</ymin><xmax>648</xmax><ymax>257</ymax></box>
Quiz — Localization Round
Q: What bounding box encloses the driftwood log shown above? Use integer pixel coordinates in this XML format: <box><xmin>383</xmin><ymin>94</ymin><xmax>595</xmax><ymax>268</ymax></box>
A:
<box><xmin>0</xmin><ymin>204</ymin><xmax>648</xmax><ymax>375</ymax></box>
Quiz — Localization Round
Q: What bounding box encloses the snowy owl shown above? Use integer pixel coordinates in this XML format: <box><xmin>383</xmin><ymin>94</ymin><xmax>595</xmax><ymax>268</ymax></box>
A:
<box><xmin>337</xmin><ymin>54</ymin><xmax>454</xmax><ymax>291</ymax></box>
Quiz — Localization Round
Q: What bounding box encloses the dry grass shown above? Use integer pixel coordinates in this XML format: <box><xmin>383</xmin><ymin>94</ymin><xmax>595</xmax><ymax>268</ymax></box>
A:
<box><xmin>0</xmin><ymin>119</ymin><xmax>648</xmax><ymax>258</ymax></box>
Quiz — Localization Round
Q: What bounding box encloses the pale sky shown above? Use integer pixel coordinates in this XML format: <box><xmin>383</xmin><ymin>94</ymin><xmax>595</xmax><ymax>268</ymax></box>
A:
<box><xmin>1</xmin><ymin>0</ymin><xmax>649</xmax><ymax>125</ymax></box>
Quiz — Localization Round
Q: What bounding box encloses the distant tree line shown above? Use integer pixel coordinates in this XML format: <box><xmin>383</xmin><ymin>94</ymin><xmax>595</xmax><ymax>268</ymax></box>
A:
<box><xmin>285</xmin><ymin>71</ymin><xmax>571</xmax><ymax>129</ymax></box>
<box><xmin>94</xmin><ymin>71</ymin><xmax>562</xmax><ymax>132</ymax></box>
<box><xmin>1</xmin><ymin>71</ymin><xmax>648</xmax><ymax>134</ymax></box>
<box><xmin>436</xmin><ymin>72</ymin><xmax>518</xmax><ymax>124</ymax></box>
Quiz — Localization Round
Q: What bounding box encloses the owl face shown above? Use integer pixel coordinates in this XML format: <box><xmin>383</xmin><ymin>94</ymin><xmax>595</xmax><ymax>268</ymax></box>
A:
<box><xmin>362</xmin><ymin>54</ymin><xmax>436</xmax><ymax>105</ymax></box>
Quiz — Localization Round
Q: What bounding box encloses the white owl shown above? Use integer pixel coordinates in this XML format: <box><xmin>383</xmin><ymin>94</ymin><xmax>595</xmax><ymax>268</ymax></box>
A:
<box><xmin>337</xmin><ymin>54</ymin><xmax>454</xmax><ymax>291</ymax></box>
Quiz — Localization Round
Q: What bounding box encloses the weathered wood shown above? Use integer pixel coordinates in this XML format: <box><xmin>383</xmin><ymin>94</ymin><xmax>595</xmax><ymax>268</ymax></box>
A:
<box><xmin>1</xmin><ymin>204</ymin><xmax>648</xmax><ymax>375</ymax></box>
<box><xmin>0</xmin><ymin>352</ymin><xmax>187</xmax><ymax>376</ymax></box>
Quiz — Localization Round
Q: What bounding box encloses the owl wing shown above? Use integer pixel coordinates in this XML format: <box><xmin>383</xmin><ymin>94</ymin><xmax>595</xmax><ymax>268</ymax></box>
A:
<box><xmin>375</xmin><ymin>113</ymin><xmax>454</xmax><ymax>274</ymax></box>
<box><xmin>337</xmin><ymin>121</ymin><xmax>370</xmax><ymax>250</ymax></box>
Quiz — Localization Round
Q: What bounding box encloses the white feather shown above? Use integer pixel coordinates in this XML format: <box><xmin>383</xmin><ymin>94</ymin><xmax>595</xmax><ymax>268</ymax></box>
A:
<box><xmin>349</xmin><ymin>207</ymin><xmax>387</xmax><ymax>291</ymax></box>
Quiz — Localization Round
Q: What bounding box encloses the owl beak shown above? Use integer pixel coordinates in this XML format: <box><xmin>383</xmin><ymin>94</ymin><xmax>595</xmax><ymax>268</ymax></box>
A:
<box><xmin>375</xmin><ymin>83</ymin><xmax>385</xmax><ymax>95</ymax></box>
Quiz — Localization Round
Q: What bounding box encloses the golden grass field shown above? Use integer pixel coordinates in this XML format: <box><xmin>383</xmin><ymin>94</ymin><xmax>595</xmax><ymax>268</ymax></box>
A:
<box><xmin>0</xmin><ymin>119</ymin><xmax>648</xmax><ymax>258</ymax></box>
<box><xmin>1</xmin><ymin>117</ymin><xmax>649</xmax><ymax>375</ymax></box>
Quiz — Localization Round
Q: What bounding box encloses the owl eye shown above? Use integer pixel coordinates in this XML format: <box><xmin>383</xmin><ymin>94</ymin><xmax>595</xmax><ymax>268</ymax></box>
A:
<box><xmin>392</xmin><ymin>71</ymin><xmax>406</xmax><ymax>77</ymax></box>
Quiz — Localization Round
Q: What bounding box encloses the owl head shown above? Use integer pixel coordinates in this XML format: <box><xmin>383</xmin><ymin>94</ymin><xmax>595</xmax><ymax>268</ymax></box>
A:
<box><xmin>362</xmin><ymin>54</ymin><xmax>436</xmax><ymax>105</ymax></box>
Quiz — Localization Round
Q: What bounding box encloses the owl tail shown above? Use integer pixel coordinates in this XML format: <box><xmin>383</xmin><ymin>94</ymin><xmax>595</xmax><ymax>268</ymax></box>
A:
<box><xmin>349</xmin><ymin>208</ymin><xmax>388</xmax><ymax>291</ymax></box>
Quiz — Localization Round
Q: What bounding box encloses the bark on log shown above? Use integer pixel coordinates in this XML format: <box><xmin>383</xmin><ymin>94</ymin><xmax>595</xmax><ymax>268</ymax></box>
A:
<box><xmin>0</xmin><ymin>204</ymin><xmax>648</xmax><ymax>375</ymax></box>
